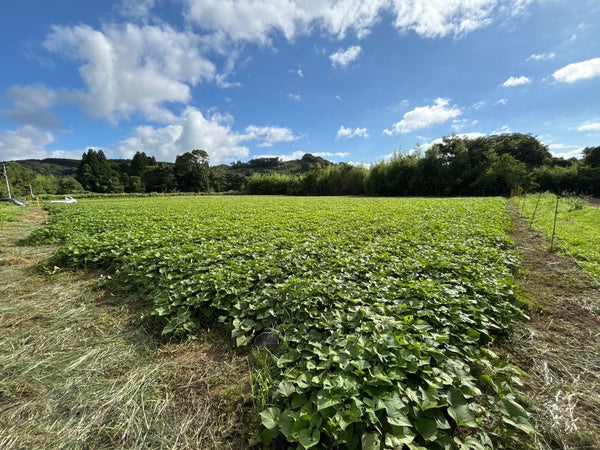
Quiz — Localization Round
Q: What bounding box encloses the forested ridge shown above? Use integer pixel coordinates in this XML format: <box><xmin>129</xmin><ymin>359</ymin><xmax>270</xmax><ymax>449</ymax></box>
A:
<box><xmin>3</xmin><ymin>133</ymin><xmax>600</xmax><ymax>198</ymax></box>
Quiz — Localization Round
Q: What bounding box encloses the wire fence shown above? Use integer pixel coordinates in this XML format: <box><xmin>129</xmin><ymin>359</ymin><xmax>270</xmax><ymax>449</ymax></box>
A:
<box><xmin>510</xmin><ymin>190</ymin><xmax>600</xmax><ymax>282</ymax></box>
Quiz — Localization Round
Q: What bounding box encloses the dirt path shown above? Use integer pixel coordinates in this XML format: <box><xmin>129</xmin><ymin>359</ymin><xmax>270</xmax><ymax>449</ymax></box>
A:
<box><xmin>501</xmin><ymin>211</ymin><xmax>600</xmax><ymax>448</ymax></box>
<box><xmin>0</xmin><ymin>209</ymin><xmax>252</xmax><ymax>449</ymax></box>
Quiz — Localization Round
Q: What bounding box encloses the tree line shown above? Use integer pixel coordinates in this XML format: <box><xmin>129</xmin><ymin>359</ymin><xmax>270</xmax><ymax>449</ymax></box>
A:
<box><xmin>2</xmin><ymin>133</ymin><xmax>599</xmax><ymax>199</ymax></box>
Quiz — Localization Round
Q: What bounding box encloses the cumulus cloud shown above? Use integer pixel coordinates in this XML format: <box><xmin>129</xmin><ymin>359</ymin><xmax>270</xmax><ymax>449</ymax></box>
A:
<box><xmin>0</xmin><ymin>125</ymin><xmax>56</xmax><ymax>161</ymax></box>
<box><xmin>43</xmin><ymin>23</ymin><xmax>216</xmax><ymax>123</ymax></box>
<box><xmin>6</xmin><ymin>84</ymin><xmax>63</xmax><ymax>127</ymax></box>
<box><xmin>116</xmin><ymin>108</ymin><xmax>298</xmax><ymax>163</ymax></box>
<box><xmin>181</xmin><ymin>0</ymin><xmax>527</xmax><ymax>43</ymax></box>
<box><xmin>502</xmin><ymin>75</ymin><xmax>531</xmax><ymax>87</ymax></box>
<box><xmin>491</xmin><ymin>125</ymin><xmax>512</xmax><ymax>134</ymax></box>
<box><xmin>527</xmin><ymin>52</ymin><xmax>555</xmax><ymax>61</ymax></box>
<box><xmin>336</xmin><ymin>126</ymin><xmax>369</xmax><ymax>139</ymax></box>
<box><xmin>552</xmin><ymin>57</ymin><xmax>600</xmax><ymax>83</ymax></box>
<box><xmin>330</xmin><ymin>45</ymin><xmax>362</xmax><ymax>67</ymax></box>
<box><xmin>577</xmin><ymin>121</ymin><xmax>600</xmax><ymax>132</ymax></box>
<box><xmin>547</xmin><ymin>143</ymin><xmax>583</xmax><ymax>159</ymax></box>
<box><xmin>384</xmin><ymin>98</ymin><xmax>461</xmax><ymax>135</ymax></box>
<box><xmin>244</xmin><ymin>125</ymin><xmax>298</xmax><ymax>147</ymax></box>
<box><xmin>254</xmin><ymin>150</ymin><xmax>307</xmax><ymax>161</ymax></box>
<box><xmin>417</xmin><ymin>132</ymin><xmax>487</xmax><ymax>150</ymax></box>
<box><xmin>314</xmin><ymin>152</ymin><xmax>350</xmax><ymax>158</ymax></box>
<box><xmin>117</xmin><ymin>107</ymin><xmax>249</xmax><ymax>163</ymax></box>
<box><xmin>118</xmin><ymin>0</ymin><xmax>156</xmax><ymax>19</ymax></box>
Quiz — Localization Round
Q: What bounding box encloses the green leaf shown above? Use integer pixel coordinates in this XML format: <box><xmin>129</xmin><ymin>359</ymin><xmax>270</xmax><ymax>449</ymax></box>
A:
<box><xmin>499</xmin><ymin>398</ymin><xmax>534</xmax><ymax>434</ymax></box>
<box><xmin>277</xmin><ymin>381</ymin><xmax>296</xmax><ymax>397</ymax></box>
<box><xmin>236</xmin><ymin>334</ymin><xmax>251</xmax><ymax>347</ymax></box>
<box><xmin>415</xmin><ymin>418</ymin><xmax>438</xmax><ymax>441</ymax></box>
<box><xmin>447</xmin><ymin>388</ymin><xmax>478</xmax><ymax>428</ymax></box>
<box><xmin>298</xmin><ymin>428</ymin><xmax>320</xmax><ymax>449</ymax></box>
<box><xmin>316</xmin><ymin>390</ymin><xmax>342</xmax><ymax>410</ymax></box>
<box><xmin>361</xmin><ymin>432</ymin><xmax>381</xmax><ymax>450</ymax></box>
<box><xmin>260</xmin><ymin>407</ymin><xmax>281</xmax><ymax>430</ymax></box>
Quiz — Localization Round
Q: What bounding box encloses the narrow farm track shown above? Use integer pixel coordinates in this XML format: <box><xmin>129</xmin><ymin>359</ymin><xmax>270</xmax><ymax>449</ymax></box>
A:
<box><xmin>0</xmin><ymin>208</ymin><xmax>252</xmax><ymax>449</ymax></box>
<box><xmin>503</xmin><ymin>210</ymin><xmax>600</xmax><ymax>449</ymax></box>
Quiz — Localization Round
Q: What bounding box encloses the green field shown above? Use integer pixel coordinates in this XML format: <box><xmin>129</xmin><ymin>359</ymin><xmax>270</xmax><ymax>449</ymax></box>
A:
<box><xmin>27</xmin><ymin>196</ymin><xmax>532</xmax><ymax>448</ymax></box>
<box><xmin>520</xmin><ymin>193</ymin><xmax>600</xmax><ymax>279</ymax></box>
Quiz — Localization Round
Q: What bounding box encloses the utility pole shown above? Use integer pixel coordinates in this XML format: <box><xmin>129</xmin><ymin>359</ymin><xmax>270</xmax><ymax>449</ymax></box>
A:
<box><xmin>2</xmin><ymin>163</ymin><xmax>11</xmax><ymax>200</ymax></box>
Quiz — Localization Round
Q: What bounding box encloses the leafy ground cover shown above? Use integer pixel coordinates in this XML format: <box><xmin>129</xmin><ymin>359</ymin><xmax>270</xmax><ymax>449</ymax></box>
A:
<box><xmin>519</xmin><ymin>193</ymin><xmax>600</xmax><ymax>279</ymax></box>
<box><xmin>27</xmin><ymin>196</ymin><xmax>534</xmax><ymax>449</ymax></box>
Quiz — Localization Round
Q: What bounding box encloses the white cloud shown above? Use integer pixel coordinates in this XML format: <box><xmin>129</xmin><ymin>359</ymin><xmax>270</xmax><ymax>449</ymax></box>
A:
<box><xmin>577</xmin><ymin>121</ymin><xmax>600</xmax><ymax>132</ymax></box>
<box><xmin>287</xmin><ymin>93</ymin><xmax>302</xmax><ymax>101</ymax></box>
<box><xmin>6</xmin><ymin>84</ymin><xmax>63</xmax><ymax>127</ymax></box>
<box><xmin>391</xmin><ymin>0</ymin><xmax>496</xmax><ymax>38</ymax></box>
<box><xmin>330</xmin><ymin>45</ymin><xmax>362</xmax><ymax>67</ymax></box>
<box><xmin>0</xmin><ymin>125</ymin><xmax>56</xmax><ymax>161</ymax></box>
<box><xmin>254</xmin><ymin>150</ymin><xmax>306</xmax><ymax>161</ymax></box>
<box><xmin>416</xmin><ymin>132</ymin><xmax>487</xmax><ymax>151</ymax></box>
<box><xmin>502</xmin><ymin>75</ymin><xmax>531</xmax><ymax>87</ymax></box>
<box><xmin>215</xmin><ymin>74</ymin><xmax>242</xmax><ymax>88</ymax></box>
<box><xmin>182</xmin><ymin>0</ymin><xmax>531</xmax><ymax>43</ymax></box>
<box><xmin>253</xmin><ymin>151</ymin><xmax>350</xmax><ymax>162</ymax></box>
<box><xmin>314</xmin><ymin>152</ymin><xmax>351</xmax><ymax>158</ymax></box>
<box><xmin>118</xmin><ymin>0</ymin><xmax>156</xmax><ymax>19</ymax></box>
<box><xmin>451</xmin><ymin>118</ymin><xmax>470</xmax><ymax>132</ymax></box>
<box><xmin>289</xmin><ymin>68</ymin><xmax>304</xmax><ymax>77</ymax></box>
<box><xmin>547</xmin><ymin>143</ymin><xmax>583</xmax><ymax>159</ymax></box>
<box><xmin>491</xmin><ymin>125</ymin><xmax>512</xmax><ymax>134</ymax></box>
<box><xmin>117</xmin><ymin>107</ymin><xmax>249</xmax><ymax>163</ymax></box>
<box><xmin>527</xmin><ymin>52</ymin><xmax>555</xmax><ymax>61</ymax></box>
<box><xmin>244</xmin><ymin>126</ymin><xmax>298</xmax><ymax>147</ymax></box>
<box><xmin>384</xmin><ymin>98</ymin><xmax>461</xmax><ymax>135</ymax></box>
<box><xmin>43</xmin><ymin>23</ymin><xmax>216</xmax><ymax>123</ymax></box>
<box><xmin>117</xmin><ymin>108</ymin><xmax>299</xmax><ymax>163</ymax></box>
<box><xmin>336</xmin><ymin>126</ymin><xmax>369</xmax><ymax>139</ymax></box>
<box><xmin>495</xmin><ymin>98</ymin><xmax>508</xmax><ymax>106</ymax></box>
<box><xmin>553</xmin><ymin>58</ymin><xmax>600</xmax><ymax>83</ymax></box>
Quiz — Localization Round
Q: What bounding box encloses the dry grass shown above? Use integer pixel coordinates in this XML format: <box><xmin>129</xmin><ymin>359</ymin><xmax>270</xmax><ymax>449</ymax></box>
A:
<box><xmin>0</xmin><ymin>208</ymin><xmax>254</xmax><ymax>449</ymax></box>
<box><xmin>499</xmin><ymin>206</ymin><xmax>600</xmax><ymax>449</ymax></box>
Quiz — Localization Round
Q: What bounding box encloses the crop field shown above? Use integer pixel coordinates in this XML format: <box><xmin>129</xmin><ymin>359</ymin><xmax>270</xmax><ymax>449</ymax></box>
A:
<box><xmin>26</xmin><ymin>196</ymin><xmax>532</xmax><ymax>448</ymax></box>
<box><xmin>520</xmin><ymin>193</ymin><xmax>600</xmax><ymax>279</ymax></box>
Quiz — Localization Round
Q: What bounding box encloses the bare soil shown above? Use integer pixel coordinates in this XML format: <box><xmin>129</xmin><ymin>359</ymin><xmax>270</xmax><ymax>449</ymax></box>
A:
<box><xmin>500</xmin><ymin>208</ymin><xmax>600</xmax><ymax>448</ymax></box>
<box><xmin>588</xmin><ymin>198</ymin><xmax>600</xmax><ymax>207</ymax></box>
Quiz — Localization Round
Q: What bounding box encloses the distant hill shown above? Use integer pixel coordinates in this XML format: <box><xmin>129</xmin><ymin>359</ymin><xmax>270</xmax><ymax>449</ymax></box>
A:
<box><xmin>17</xmin><ymin>158</ymin><xmax>80</xmax><ymax>178</ymax></box>
<box><xmin>14</xmin><ymin>153</ymin><xmax>334</xmax><ymax>179</ymax></box>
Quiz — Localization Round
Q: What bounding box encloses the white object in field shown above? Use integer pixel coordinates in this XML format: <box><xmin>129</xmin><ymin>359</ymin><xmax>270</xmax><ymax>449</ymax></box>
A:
<box><xmin>51</xmin><ymin>196</ymin><xmax>77</xmax><ymax>204</ymax></box>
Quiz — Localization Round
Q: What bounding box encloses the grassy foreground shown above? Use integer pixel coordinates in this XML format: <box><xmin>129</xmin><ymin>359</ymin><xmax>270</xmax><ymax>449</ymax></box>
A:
<box><xmin>519</xmin><ymin>193</ymin><xmax>600</xmax><ymax>279</ymax></box>
<box><xmin>0</xmin><ymin>209</ymin><xmax>253</xmax><ymax>449</ymax></box>
<box><xmin>0</xmin><ymin>202</ymin><xmax>24</xmax><ymax>225</ymax></box>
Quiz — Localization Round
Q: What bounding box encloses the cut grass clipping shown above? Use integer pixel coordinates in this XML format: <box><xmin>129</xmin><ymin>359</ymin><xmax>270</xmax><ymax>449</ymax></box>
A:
<box><xmin>505</xmin><ymin>202</ymin><xmax>600</xmax><ymax>449</ymax></box>
<box><xmin>0</xmin><ymin>210</ymin><xmax>253</xmax><ymax>449</ymax></box>
<box><xmin>27</xmin><ymin>196</ymin><xmax>534</xmax><ymax>448</ymax></box>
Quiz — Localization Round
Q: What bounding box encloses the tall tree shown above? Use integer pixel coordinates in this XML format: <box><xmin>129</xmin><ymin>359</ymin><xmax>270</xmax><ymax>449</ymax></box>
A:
<box><xmin>174</xmin><ymin>150</ymin><xmax>210</xmax><ymax>192</ymax></box>
<box><xmin>583</xmin><ymin>146</ymin><xmax>600</xmax><ymax>168</ymax></box>
<box><xmin>75</xmin><ymin>149</ymin><xmax>121</xmax><ymax>193</ymax></box>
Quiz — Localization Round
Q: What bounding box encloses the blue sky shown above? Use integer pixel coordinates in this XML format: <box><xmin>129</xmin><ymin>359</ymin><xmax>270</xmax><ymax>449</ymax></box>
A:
<box><xmin>1</xmin><ymin>0</ymin><xmax>599</xmax><ymax>165</ymax></box>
